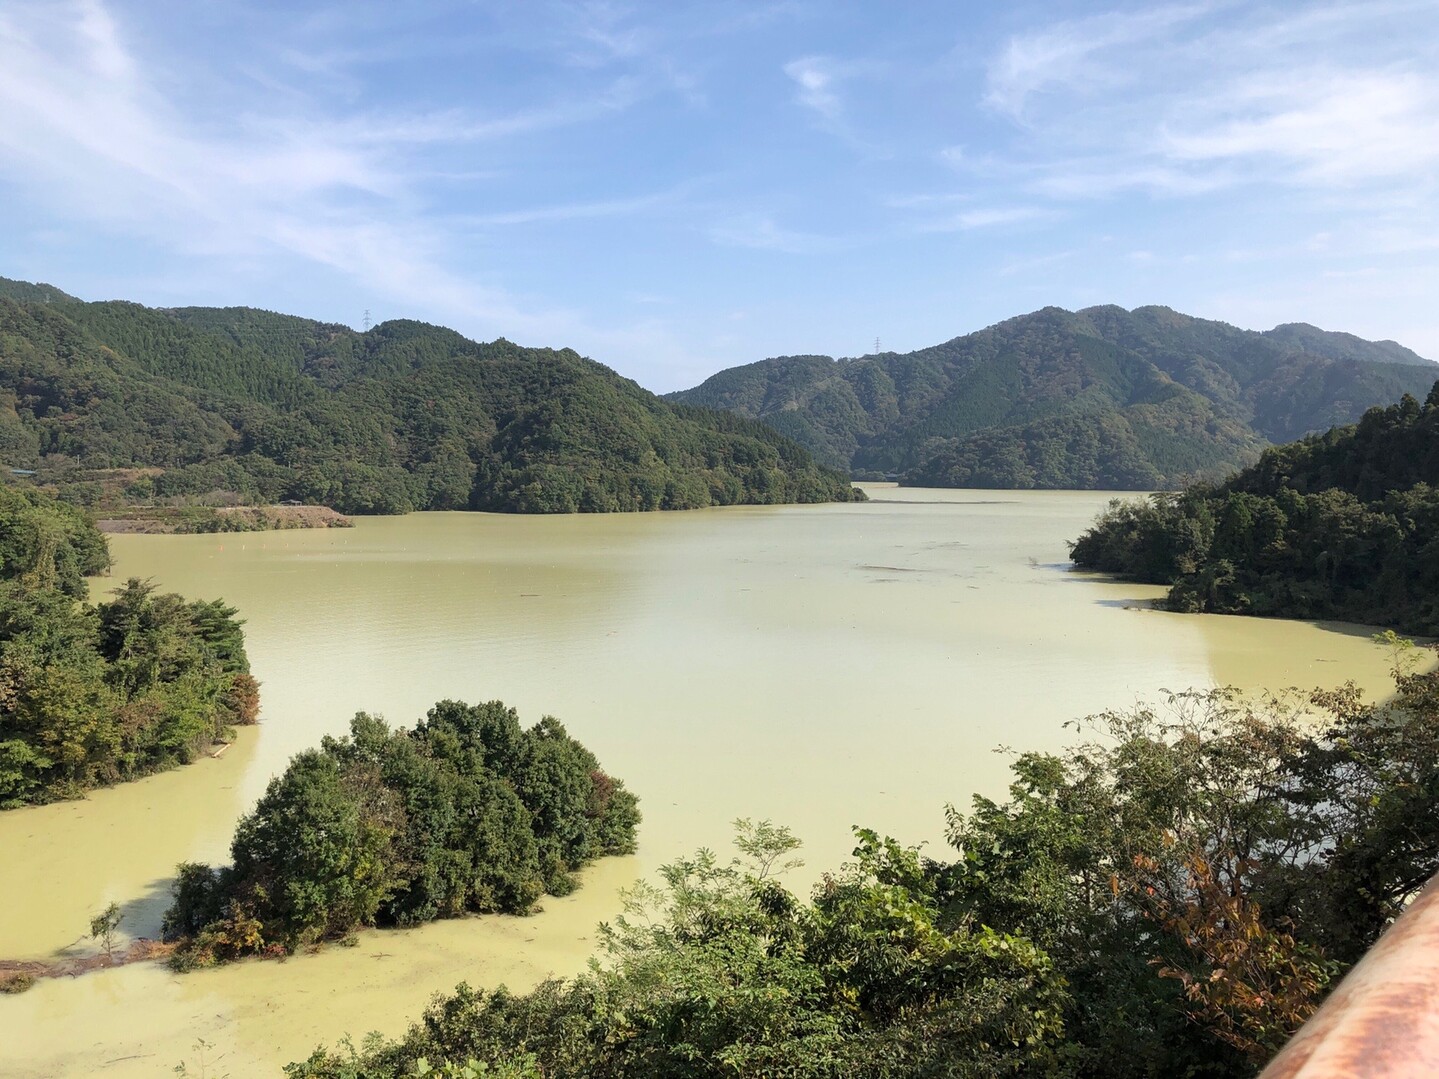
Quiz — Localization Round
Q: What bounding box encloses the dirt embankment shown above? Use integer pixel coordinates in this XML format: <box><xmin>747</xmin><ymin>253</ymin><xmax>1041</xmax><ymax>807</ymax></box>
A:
<box><xmin>96</xmin><ymin>505</ymin><xmax>354</xmax><ymax>534</ymax></box>
<box><xmin>1</xmin><ymin>939</ymin><xmax>176</xmax><ymax>993</ymax></box>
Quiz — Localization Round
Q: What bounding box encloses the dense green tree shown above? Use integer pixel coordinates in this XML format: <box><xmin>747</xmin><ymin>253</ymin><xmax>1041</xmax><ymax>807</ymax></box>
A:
<box><xmin>0</xmin><ymin>486</ymin><xmax>253</xmax><ymax>805</ymax></box>
<box><xmin>0</xmin><ymin>575</ymin><xmax>255</xmax><ymax>807</ymax></box>
<box><xmin>1071</xmin><ymin>383</ymin><xmax>1439</xmax><ymax>632</ymax></box>
<box><xmin>0</xmin><ymin>484</ymin><xmax>110</xmax><ymax>596</ymax></box>
<box><xmin>286</xmin><ymin>820</ymin><xmax>1066</xmax><ymax>1079</ymax></box>
<box><xmin>164</xmin><ymin>703</ymin><xmax>639</xmax><ymax>966</ymax></box>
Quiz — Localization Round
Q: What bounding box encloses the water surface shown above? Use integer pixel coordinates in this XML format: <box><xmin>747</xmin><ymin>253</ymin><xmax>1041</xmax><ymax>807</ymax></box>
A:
<box><xmin>0</xmin><ymin>489</ymin><xmax>1398</xmax><ymax>1077</ymax></box>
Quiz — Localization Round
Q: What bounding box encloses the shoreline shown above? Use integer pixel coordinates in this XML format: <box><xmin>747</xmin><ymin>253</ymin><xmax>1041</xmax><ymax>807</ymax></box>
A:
<box><xmin>95</xmin><ymin>504</ymin><xmax>354</xmax><ymax>534</ymax></box>
<box><xmin>0</xmin><ymin>939</ymin><xmax>176</xmax><ymax>993</ymax></box>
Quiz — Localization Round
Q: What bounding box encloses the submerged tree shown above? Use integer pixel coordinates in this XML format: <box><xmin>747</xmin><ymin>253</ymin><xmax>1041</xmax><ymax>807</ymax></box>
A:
<box><xmin>90</xmin><ymin>902</ymin><xmax>123</xmax><ymax>962</ymax></box>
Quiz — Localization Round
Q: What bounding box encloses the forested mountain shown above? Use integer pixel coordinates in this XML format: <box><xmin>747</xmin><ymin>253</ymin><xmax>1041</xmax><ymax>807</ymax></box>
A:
<box><xmin>1071</xmin><ymin>383</ymin><xmax>1439</xmax><ymax>633</ymax></box>
<box><xmin>0</xmin><ymin>277</ymin><xmax>859</xmax><ymax>514</ymax></box>
<box><xmin>668</xmin><ymin>305</ymin><xmax>1437</xmax><ymax>489</ymax></box>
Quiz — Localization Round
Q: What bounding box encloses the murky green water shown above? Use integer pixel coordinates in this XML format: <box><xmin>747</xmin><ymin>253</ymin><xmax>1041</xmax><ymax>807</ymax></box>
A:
<box><xmin>0</xmin><ymin>489</ymin><xmax>1400</xmax><ymax>1077</ymax></box>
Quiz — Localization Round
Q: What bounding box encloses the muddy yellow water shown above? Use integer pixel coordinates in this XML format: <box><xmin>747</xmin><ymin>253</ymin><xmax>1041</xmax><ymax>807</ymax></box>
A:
<box><xmin>0</xmin><ymin>489</ymin><xmax>1402</xmax><ymax>1077</ymax></box>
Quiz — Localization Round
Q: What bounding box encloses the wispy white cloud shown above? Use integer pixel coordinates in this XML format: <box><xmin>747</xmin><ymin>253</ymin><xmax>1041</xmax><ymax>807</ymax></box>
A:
<box><xmin>0</xmin><ymin>0</ymin><xmax>650</xmax><ymax>337</ymax></box>
<box><xmin>708</xmin><ymin>213</ymin><xmax>843</xmax><ymax>254</ymax></box>
<box><xmin>1029</xmin><ymin>163</ymin><xmax>1235</xmax><ymax>199</ymax></box>
<box><xmin>781</xmin><ymin>53</ymin><xmax>890</xmax><ymax>154</ymax></box>
<box><xmin>785</xmin><ymin>56</ymin><xmax>844</xmax><ymax>122</ymax></box>
<box><xmin>978</xmin><ymin>0</ymin><xmax>1439</xmax><ymax>218</ymax></box>
<box><xmin>455</xmin><ymin>190</ymin><xmax>681</xmax><ymax>228</ymax></box>
<box><xmin>920</xmin><ymin>206</ymin><xmax>1056</xmax><ymax>232</ymax></box>
<box><xmin>998</xmin><ymin>250</ymin><xmax>1075</xmax><ymax>278</ymax></box>
<box><xmin>883</xmin><ymin>191</ymin><xmax>973</xmax><ymax>210</ymax></box>
<box><xmin>983</xmin><ymin>2</ymin><xmax>1219</xmax><ymax>120</ymax></box>
<box><xmin>1160</xmin><ymin>69</ymin><xmax>1439</xmax><ymax>187</ymax></box>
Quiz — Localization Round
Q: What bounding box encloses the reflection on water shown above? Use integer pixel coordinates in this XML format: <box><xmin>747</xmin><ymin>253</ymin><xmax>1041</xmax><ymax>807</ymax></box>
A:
<box><xmin>0</xmin><ymin>489</ymin><xmax>1401</xmax><ymax>1077</ymax></box>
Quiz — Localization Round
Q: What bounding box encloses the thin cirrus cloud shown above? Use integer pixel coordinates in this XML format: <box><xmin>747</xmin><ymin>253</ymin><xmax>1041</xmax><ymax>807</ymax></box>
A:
<box><xmin>0</xmin><ymin>0</ymin><xmax>648</xmax><ymax>337</ymax></box>
<box><xmin>919</xmin><ymin>206</ymin><xmax>1055</xmax><ymax>232</ymax></box>
<box><xmin>1160</xmin><ymin>69</ymin><xmax>1439</xmax><ymax>187</ymax></box>
<box><xmin>979</xmin><ymin>1</ymin><xmax>1439</xmax><ymax>205</ymax></box>
<box><xmin>781</xmin><ymin>53</ymin><xmax>889</xmax><ymax>153</ymax></box>
<box><xmin>708</xmin><ymin>213</ymin><xmax>848</xmax><ymax>255</ymax></box>
<box><xmin>982</xmin><ymin>2</ymin><xmax>1219</xmax><ymax>121</ymax></box>
<box><xmin>784</xmin><ymin>56</ymin><xmax>845</xmax><ymax>123</ymax></box>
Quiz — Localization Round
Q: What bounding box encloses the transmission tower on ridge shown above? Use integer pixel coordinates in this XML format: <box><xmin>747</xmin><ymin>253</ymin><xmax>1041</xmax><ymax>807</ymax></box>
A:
<box><xmin>874</xmin><ymin>337</ymin><xmax>882</xmax><ymax>355</ymax></box>
<box><xmin>362</xmin><ymin>309</ymin><xmax>372</xmax><ymax>332</ymax></box>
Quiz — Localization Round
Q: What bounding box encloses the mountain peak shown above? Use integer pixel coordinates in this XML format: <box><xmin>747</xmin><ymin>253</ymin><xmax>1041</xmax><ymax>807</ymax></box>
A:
<box><xmin>1264</xmin><ymin>322</ymin><xmax>1434</xmax><ymax>367</ymax></box>
<box><xmin>669</xmin><ymin>304</ymin><xmax>1438</xmax><ymax>488</ymax></box>
<box><xmin>0</xmin><ymin>276</ymin><xmax>80</xmax><ymax>305</ymax></box>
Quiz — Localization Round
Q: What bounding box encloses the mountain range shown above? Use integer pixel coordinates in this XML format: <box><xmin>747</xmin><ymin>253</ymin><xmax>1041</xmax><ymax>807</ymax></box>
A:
<box><xmin>0</xmin><ymin>277</ymin><xmax>858</xmax><ymax>514</ymax></box>
<box><xmin>667</xmin><ymin>305</ymin><xmax>1437</xmax><ymax>489</ymax></box>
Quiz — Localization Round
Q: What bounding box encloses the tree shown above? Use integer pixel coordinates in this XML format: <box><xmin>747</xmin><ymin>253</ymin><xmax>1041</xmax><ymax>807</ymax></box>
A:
<box><xmin>90</xmin><ymin>901</ymin><xmax>123</xmax><ymax>962</ymax></box>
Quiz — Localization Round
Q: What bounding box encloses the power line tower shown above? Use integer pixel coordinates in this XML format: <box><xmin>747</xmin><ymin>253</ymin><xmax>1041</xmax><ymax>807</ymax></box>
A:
<box><xmin>362</xmin><ymin>309</ymin><xmax>372</xmax><ymax>332</ymax></box>
<box><xmin>873</xmin><ymin>337</ymin><xmax>882</xmax><ymax>355</ymax></box>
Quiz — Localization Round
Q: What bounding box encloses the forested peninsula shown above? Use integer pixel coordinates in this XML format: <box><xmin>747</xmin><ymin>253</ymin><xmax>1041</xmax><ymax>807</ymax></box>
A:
<box><xmin>0</xmin><ymin>486</ymin><xmax>255</xmax><ymax>807</ymax></box>
<box><xmin>668</xmin><ymin>305</ymin><xmax>1437</xmax><ymax>489</ymax></box>
<box><xmin>164</xmin><ymin>701</ymin><xmax>639</xmax><ymax>968</ymax></box>
<box><xmin>1071</xmin><ymin>383</ymin><xmax>1439</xmax><ymax>634</ymax></box>
<box><xmin>0</xmin><ymin>277</ymin><xmax>859</xmax><ymax>515</ymax></box>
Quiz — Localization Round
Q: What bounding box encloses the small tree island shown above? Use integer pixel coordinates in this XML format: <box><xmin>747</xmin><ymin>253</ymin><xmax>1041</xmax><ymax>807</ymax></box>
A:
<box><xmin>164</xmin><ymin>701</ymin><xmax>639</xmax><ymax>968</ymax></box>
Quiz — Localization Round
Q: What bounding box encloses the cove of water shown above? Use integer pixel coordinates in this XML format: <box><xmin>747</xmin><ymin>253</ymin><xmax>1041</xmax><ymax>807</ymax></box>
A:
<box><xmin>0</xmin><ymin>488</ymin><xmax>1398</xmax><ymax>1077</ymax></box>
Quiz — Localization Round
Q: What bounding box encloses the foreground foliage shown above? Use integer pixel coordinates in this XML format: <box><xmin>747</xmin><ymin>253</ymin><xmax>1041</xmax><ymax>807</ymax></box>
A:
<box><xmin>164</xmin><ymin>702</ymin><xmax>639</xmax><ymax>967</ymax></box>
<box><xmin>1071</xmin><ymin>383</ymin><xmax>1439</xmax><ymax>633</ymax></box>
<box><xmin>0</xmin><ymin>281</ymin><xmax>860</xmax><ymax>515</ymax></box>
<box><xmin>0</xmin><ymin>486</ymin><xmax>255</xmax><ymax>806</ymax></box>
<box><xmin>288</xmin><ymin>656</ymin><xmax>1439</xmax><ymax>1078</ymax></box>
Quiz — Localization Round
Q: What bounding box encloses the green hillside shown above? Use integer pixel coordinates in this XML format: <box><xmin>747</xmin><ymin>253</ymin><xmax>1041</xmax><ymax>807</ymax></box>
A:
<box><xmin>668</xmin><ymin>305</ymin><xmax>1437</xmax><ymax>489</ymax></box>
<box><xmin>1070</xmin><ymin>383</ymin><xmax>1439</xmax><ymax>633</ymax></box>
<box><xmin>0</xmin><ymin>278</ymin><xmax>859</xmax><ymax>514</ymax></box>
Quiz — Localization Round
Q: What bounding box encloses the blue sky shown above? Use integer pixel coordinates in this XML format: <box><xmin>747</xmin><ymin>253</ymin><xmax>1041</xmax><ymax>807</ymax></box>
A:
<box><xmin>1</xmin><ymin>1</ymin><xmax>1437</xmax><ymax>391</ymax></box>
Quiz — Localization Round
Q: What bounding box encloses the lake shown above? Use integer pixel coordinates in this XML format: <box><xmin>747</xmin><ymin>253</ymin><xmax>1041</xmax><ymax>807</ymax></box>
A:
<box><xmin>0</xmin><ymin>488</ymin><xmax>1399</xmax><ymax>1077</ymax></box>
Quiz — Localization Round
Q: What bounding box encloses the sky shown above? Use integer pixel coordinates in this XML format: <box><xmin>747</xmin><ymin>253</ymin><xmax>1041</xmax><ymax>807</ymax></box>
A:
<box><xmin>1</xmin><ymin>1</ymin><xmax>1437</xmax><ymax>392</ymax></box>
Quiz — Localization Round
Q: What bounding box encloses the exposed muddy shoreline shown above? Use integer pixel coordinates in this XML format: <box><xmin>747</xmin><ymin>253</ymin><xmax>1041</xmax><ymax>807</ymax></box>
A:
<box><xmin>96</xmin><ymin>504</ymin><xmax>353</xmax><ymax>534</ymax></box>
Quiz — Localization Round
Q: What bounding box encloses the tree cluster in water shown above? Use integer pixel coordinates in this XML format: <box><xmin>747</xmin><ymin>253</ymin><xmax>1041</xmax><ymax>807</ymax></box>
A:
<box><xmin>163</xmin><ymin>702</ymin><xmax>640</xmax><ymax>967</ymax></box>
<box><xmin>1071</xmin><ymin>382</ymin><xmax>1439</xmax><ymax>634</ymax></box>
<box><xmin>0</xmin><ymin>284</ymin><xmax>860</xmax><ymax>515</ymax></box>
<box><xmin>287</xmin><ymin>656</ymin><xmax>1439</xmax><ymax>1079</ymax></box>
<box><xmin>0</xmin><ymin>485</ymin><xmax>255</xmax><ymax>807</ymax></box>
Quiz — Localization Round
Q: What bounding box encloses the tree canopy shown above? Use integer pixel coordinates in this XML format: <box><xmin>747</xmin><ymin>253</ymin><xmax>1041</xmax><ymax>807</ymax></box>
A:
<box><xmin>1070</xmin><ymin>383</ymin><xmax>1439</xmax><ymax>633</ymax></box>
<box><xmin>0</xmin><ymin>485</ymin><xmax>254</xmax><ymax>806</ymax></box>
<box><xmin>163</xmin><ymin>701</ymin><xmax>639</xmax><ymax>967</ymax></box>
